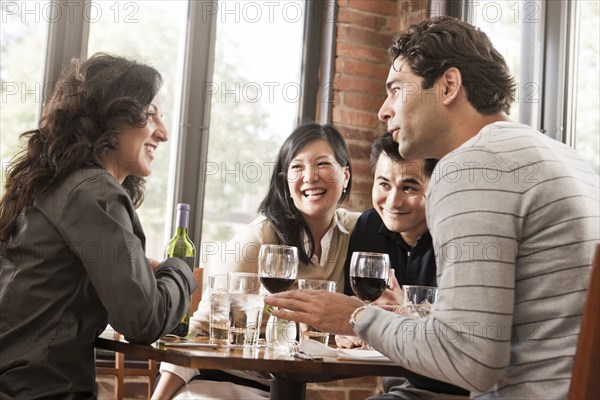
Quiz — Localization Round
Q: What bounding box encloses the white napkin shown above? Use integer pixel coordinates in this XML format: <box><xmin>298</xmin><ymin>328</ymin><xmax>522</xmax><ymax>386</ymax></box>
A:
<box><xmin>298</xmin><ymin>339</ymin><xmax>393</xmax><ymax>362</ymax></box>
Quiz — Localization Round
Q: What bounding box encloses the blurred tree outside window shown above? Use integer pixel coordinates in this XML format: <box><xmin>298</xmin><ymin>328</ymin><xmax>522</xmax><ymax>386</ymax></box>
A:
<box><xmin>0</xmin><ymin>0</ymin><xmax>49</xmax><ymax>199</ymax></box>
<box><xmin>200</xmin><ymin>0</ymin><xmax>305</xmax><ymax>257</ymax></box>
<box><xmin>573</xmin><ymin>0</ymin><xmax>599</xmax><ymax>173</ymax></box>
<box><xmin>86</xmin><ymin>0</ymin><xmax>189</xmax><ymax>260</ymax></box>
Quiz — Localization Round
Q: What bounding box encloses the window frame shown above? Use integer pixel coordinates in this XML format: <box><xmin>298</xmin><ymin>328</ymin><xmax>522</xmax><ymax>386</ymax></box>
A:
<box><xmin>39</xmin><ymin>0</ymin><xmax>330</xmax><ymax>246</ymax></box>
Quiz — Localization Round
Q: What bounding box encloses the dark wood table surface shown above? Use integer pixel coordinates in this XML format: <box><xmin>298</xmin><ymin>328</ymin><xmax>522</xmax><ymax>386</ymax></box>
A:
<box><xmin>95</xmin><ymin>336</ymin><xmax>414</xmax><ymax>400</ymax></box>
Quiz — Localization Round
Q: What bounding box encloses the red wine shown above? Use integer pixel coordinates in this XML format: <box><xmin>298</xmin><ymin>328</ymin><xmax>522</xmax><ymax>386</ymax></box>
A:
<box><xmin>261</xmin><ymin>277</ymin><xmax>294</xmax><ymax>293</ymax></box>
<box><xmin>351</xmin><ymin>277</ymin><xmax>386</xmax><ymax>302</ymax></box>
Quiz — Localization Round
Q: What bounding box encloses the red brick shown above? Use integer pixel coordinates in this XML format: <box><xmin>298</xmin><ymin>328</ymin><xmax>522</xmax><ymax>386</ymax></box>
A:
<box><xmin>348</xmin><ymin>193</ymin><xmax>372</xmax><ymax>211</ymax></box>
<box><xmin>306</xmin><ymin>387</ymin><xmax>347</xmax><ymax>400</ymax></box>
<box><xmin>338</xmin><ymin>8</ymin><xmax>389</xmax><ymax>30</ymax></box>
<box><xmin>340</xmin><ymin>126</ymin><xmax>379</xmax><ymax>142</ymax></box>
<box><xmin>349</xmin><ymin>389</ymin><xmax>379</xmax><ymax>400</ymax></box>
<box><xmin>333</xmin><ymin>108</ymin><xmax>379</xmax><ymax>129</ymax></box>
<box><xmin>346</xmin><ymin>25</ymin><xmax>394</xmax><ymax>48</ymax></box>
<box><xmin>348</xmin><ymin>141</ymin><xmax>372</xmax><ymax>159</ymax></box>
<box><xmin>397</xmin><ymin>0</ymin><xmax>429</xmax><ymax>27</ymax></box>
<box><xmin>334</xmin><ymin>75</ymin><xmax>383</xmax><ymax>97</ymax></box>
<box><xmin>343</xmin><ymin>59</ymin><xmax>391</xmax><ymax>78</ymax></box>
<box><xmin>344</xmin><ymin>93</ymin><xmax>385</xmax><ymax>112</ymax></box>
<box><xmin>352</xmin><ymin>159</ymin><xmax>373</xmax><ymax>179</ymax></box>
<box><xmin>336</xmin><ymin>42</ymin><xmax>389</xmax><ymax>64</ymax></box>
<box><xmin>351</xmin><ymin>180</ymin><xmax>374</xmax><ymax>194</ymax></box>
<box><xmin>348</xmin><ymin>0</ymin><xmax>398</xmax><ymax>16</ymax></box>
<box><xmin>340</xmin><ymin>376</ymin><xmax>380</xmax><ymax>385</ymax></box>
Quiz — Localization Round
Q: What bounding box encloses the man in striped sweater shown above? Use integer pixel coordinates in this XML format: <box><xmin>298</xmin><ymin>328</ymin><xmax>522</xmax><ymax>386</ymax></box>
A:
<box><xmin>266</xmin><ymin>16</ymin><xmax>600</xmax><ymax>399</ymax></box>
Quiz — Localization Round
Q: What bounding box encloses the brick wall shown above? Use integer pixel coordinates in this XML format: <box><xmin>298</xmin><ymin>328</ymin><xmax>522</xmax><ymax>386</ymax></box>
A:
<box><xmin>333</xmin><ymin>0</ymin><xmax>429</xmax><ymax>213</ymax></box>
<box><xmin>313</xmin><ymin>1</ymin><xmax>429</xmax><ymax>399</ymax></box>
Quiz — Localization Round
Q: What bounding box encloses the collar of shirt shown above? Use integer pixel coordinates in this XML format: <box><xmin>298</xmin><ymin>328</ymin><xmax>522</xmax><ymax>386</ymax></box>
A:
<box><xmin>378</xmin><ymin>223</ymin><xmax>432</xmax><ymax>255</ymax></box>
<box><xmin>304</xmin><ymin>212</ymin><xmax>347</xmax><ymax>267</ymax></box>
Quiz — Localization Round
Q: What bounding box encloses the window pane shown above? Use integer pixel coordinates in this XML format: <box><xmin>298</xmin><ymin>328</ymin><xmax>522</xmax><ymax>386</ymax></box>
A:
<box><xmin>574</xmin><ymin>1</ymin><xmax>599</xmax><ymax>173</ymax></box>
<box><xmin>87</xmin><ymin>0</ymin><xmax>189</xmax><ymax>259</ymax></box>
<box><xmin>201</xmin><ymin>1</ymin><xmax>305</xmax><ymax>245</ymax></box>
<box><xmin>0</xmin><ymin>1</ymin><xmax>49</xmax><ymax>198</ymax></box>
<box><xmin>472</xmin><ymin>0</ymin><xmax>528</xmax><ymax>123</ymax></box>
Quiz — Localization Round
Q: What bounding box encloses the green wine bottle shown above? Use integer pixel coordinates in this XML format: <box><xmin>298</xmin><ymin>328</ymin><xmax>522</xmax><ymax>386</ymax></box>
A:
<box><xmin>165</xmin><ymin>203</ymin><xmax>197</xmax><ymax>336</ymax></box>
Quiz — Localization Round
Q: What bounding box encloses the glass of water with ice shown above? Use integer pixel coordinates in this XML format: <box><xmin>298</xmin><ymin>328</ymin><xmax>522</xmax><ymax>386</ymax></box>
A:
<box><xmin>209</xmin><ymin>274</ymin><xmax>229</xmax><ymax>345</ymax></box>
<box><xmin>227</xmin><ymin>272</ymin><xmax>264</xmax><ymax>347</ymax></box>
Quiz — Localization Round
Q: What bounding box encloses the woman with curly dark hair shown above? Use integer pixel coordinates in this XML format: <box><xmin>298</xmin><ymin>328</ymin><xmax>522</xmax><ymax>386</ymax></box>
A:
<box><xmin>0</xmin><ymin>53</ymin><xmax>196</xmax><ymax>399</ymax></box>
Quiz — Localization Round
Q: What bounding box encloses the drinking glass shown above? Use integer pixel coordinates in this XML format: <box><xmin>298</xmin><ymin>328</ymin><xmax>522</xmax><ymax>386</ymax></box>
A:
<box><xmin>258</xmin><ymin>244</ymin><xmax>298</xmax><ymax>351</ymax></box>
<box><xmin>402</xmin><ymin>285</ymin><xmax>438</xmax><ymax>318</ymax></box>
<box><xmin>227</xmin><ymin>273</ymin><xmax>264</xmax><ymax>347</ymax></box>
<box><xmin>349</xmin><ymin>251</ymin><xmax>390</xmax><ymax>349</ymax></box>
<box><xmin>208</xmin><ymin>273</ymin><xmax>229</xmax><ymax>345</ymax></box>
<box><xmin>297</xmin><ymin>279</ymin><xmax>337</xmax><ymax>345</ymax></box>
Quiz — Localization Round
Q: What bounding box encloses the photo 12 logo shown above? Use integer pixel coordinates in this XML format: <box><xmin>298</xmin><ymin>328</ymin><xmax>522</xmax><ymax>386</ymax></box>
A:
<box><xmin>2</xmin><ymin>1</ymin><xmax>141</xmax><ymax>23</ymax></box>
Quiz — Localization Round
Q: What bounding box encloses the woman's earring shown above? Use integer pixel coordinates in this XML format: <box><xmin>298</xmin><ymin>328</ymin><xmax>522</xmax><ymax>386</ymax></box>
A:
<box><xmin>343</xmin><ymin>187</ymin><xmax>347</xmax><ymax>194</ymax></box>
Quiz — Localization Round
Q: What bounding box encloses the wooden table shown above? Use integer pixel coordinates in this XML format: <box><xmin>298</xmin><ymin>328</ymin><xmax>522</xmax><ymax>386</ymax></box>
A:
<box><xmin>95</xmin><ymin>337</ymin><xmax>414</xmax><ymax>400</ymax></box>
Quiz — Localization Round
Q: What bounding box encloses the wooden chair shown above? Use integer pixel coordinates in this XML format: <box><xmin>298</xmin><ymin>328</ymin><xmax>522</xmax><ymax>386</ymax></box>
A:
<box><xmin>96</xmin><ymin>268</ymin><xmax>203</xmax><ymax>400</ymax></box>
<box><xmin>568</xmin><ymin>243</ymin><xmax>600</xmax><ymax>400</ymax></box>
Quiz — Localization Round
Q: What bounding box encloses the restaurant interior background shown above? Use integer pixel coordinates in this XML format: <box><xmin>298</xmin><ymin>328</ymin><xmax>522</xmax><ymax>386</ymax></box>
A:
<box><xmin>1</xmin><ymin>0</ymin><xmax>598</xmax><ymax>398</ymax></box>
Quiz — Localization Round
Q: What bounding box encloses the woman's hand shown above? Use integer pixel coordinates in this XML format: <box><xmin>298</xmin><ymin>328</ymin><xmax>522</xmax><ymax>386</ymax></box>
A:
<box><xmin>334</xmin><ymin>335</ymin><xmax>363</xmax><ymax>349</ymax></box>
<box><xmin>372</xmin><ymin>268</ymin><xmax>403</xmax><ymax>306</ymax></box>
<box><xmin>148</xmin><ymin>258</ymin><xmax>161</xmax><ymax>273</ymax></box>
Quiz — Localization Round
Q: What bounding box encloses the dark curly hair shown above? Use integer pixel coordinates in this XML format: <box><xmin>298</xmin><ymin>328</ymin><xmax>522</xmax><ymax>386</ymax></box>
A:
<box><xmin>0</xmin><ymin>53</ymin><xmax>162</xmax><ymax>243</ymax></box>
<box><xmin>258</xmin><ymin>123</ymin><xmax>352</xmax><ymax>264</ymax></box>
<box><xmin>389</xmin><ymin>16</ymin><xmax>516</xmax><ymax>115</ymax></box>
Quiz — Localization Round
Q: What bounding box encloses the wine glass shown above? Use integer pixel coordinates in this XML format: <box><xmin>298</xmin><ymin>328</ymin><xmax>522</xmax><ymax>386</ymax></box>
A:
<box><xmin>258</xmin><ymin>244</ymin><xmax>298</xmax><ymax>351</ymax></box>
<box><xmin>349</xmin><ymin>251</ymin><xmax>390</xmax><ymax>349</ymax></box>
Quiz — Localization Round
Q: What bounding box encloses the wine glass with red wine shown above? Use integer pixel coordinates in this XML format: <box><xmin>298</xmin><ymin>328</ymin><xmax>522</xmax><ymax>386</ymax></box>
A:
<box><xmin>258</xmin><ymin>244</ymin><xmax>298</xmax><ymax>350</ymax></box>
<box><xmin>349</xmin><ymin>251</ymin><xmax>390</xmax><ymax>349</ymax></box>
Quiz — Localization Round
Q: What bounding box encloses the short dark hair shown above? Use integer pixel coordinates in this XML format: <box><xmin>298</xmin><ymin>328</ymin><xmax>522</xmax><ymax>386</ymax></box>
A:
<box><xmin>389</xmin><ymin>16</ymin><xmax>516</xmax><ymax>115</ymax></box>
<box><xmin>258</xmin><ymin>123</ymin><xmax>352</xmax><ymax>264</ymax></box>
<box><xmin>370</xmin><ymin>132</ymin><xmax>437</xmax><ymax>177</ymax></box>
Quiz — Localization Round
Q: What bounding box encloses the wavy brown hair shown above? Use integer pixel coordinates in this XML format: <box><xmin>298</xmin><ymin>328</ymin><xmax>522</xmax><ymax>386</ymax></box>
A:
<box><xmin>390</xmin><ymin>16</ymin><xmax>516</xmax><ymax>115</ymax></box>
<box><xmin>0</xmin><ymin>53</ymin><xmax>162</xmax><ymax>245</ymax></box>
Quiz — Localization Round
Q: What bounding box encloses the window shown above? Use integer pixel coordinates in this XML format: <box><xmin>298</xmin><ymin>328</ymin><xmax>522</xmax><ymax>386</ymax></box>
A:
<box><xmin>201</xmin><ymin>0</ymin><xmax>305</xmax><ymax>250</ymax></box>
<box><xmin>467</xmin><ymin>0</ymin><xmax>599</xmax><ymax>173</ymax></box>
<box><xmin>86</xmin><ymin>0</ymin><xmax>189</xmax><ymax>259</ymax></box>
<box><xmin>572</xmin><ymin>1</ymin><xmax>599</xmax><ymax>173</ymax></box>
<box><xmin>0</xmin><ymin>0</ymin><xmax>315</xmax><ymax>263</ymax></box>
<box><xmin>0</xmin><ymin>0</ymin><xmax>49</xmax><ymax>198</ymax></box>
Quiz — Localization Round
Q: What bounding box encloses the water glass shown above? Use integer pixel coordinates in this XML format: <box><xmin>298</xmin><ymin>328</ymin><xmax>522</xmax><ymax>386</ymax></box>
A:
<box><xmin>402</xmin><ymin>285</ymin><xmax>438</xmax><ymax>318</ymax></box>
<box><xmin>227</xmin><ymin>273</ymin><xmax>264</xmax><ymax>347</ymax></box>
<box><xmin>208</xmin><ymin>274</ymin><xmax>229</xmax><ymax>345</ymax></box>
<box><xmin>297</xmin><ymin>279</ymin><xmax>337</xmax><ymax>345</ymax></box>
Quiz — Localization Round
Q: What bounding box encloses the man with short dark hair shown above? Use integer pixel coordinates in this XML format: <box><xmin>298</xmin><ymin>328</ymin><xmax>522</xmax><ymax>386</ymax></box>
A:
<box><xmin>340</xmin><ymin>132</ymin><xmax>468</xmax><ymax>399</ymax></box>
<box><xmin>266</xmin><ymin>16</ymin><xmax>599</xmax><ymax>399</ymax></box>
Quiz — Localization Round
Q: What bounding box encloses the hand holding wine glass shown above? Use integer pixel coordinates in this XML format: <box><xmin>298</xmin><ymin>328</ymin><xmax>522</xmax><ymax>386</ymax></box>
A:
<box><xmin>349</xmin><ymin>251</ymin><xmax>390</xmax><ymax>349</ymax></box>
<box><xmin>258</xmin><ymin>244</ymin><xmax>299</xmax><ymax>351</ymax></box>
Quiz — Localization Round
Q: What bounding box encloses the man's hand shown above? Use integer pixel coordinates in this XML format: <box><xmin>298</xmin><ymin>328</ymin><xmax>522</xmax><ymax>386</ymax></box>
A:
<box><xmin>265</xmin><ymin>290</ymin><xmax>364</xmax><ymax>336</ymax></box>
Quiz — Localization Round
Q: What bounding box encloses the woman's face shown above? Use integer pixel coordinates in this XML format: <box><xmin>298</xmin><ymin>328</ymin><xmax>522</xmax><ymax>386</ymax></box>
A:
<box><xmin>103</xmin><ymin>96</ymin><xmax>168</xmax><ymax>183</ymax></box>
<box><xmin>286</xmin><ymin>139</ymin><xmax>350</xmax><ymax>222</ymax></box>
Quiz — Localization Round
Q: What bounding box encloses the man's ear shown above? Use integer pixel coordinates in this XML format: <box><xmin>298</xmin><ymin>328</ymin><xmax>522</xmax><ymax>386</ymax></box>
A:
<box><xmin>441</xmin><ymin>67</ymin><xmax>462</xmax><ymax>105</ymax></box>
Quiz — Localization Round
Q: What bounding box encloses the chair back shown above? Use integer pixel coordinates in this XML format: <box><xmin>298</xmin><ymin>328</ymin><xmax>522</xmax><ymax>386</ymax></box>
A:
<box><xmin>568</xmin><ymin>243</ymin><xmax>600</xmax><ymax>399</ymax></box>
<box><xmin>189</xmin><ymin>267</ymin><xmax>204</xmax><ymax>316</ymax></box>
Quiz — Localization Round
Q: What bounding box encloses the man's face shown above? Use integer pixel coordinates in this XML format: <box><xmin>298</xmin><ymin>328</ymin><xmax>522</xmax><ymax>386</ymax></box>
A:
<box><xmin>372</xmin><ymin>154</ymin><xmax>429</xmax><ymax>245</ymax></box>
<box><xmin>378</xmin><ymin>58</ymin><xmax>446</xmax><ymax>160</ymax></box>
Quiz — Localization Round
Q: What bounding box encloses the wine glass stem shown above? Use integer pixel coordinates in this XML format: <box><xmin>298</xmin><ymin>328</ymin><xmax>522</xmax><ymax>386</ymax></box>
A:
<box><xmin>361</xmin><ymin>304</ymin><xmax>371</xmax><ymax>350</ymax></box>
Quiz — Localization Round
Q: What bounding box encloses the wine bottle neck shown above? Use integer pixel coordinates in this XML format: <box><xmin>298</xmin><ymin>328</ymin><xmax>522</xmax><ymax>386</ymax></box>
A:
<box><xmin>176</xmin><ymin>208</ymin><xmax>190</xmax><ymax>230</ymax></box>
<box><xmin>175</xmin><ymin>227</ymin><xmax>189</xmax><ymax>236</ymax></box>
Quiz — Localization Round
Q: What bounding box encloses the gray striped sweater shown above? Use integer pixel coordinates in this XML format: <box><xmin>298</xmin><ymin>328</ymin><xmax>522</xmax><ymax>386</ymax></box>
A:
<box><xmin>354</xmin><ymin>121</ymin><xmax>600</xmax><ymax>399</ymax></box>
